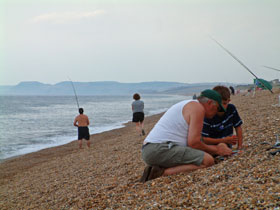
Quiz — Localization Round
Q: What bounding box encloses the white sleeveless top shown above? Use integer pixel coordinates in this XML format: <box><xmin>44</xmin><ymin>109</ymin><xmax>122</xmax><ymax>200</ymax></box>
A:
<box><xmin>144</xmin><ymin>99</ymin><xmax>197</xmax><ymax>147</ymax></box>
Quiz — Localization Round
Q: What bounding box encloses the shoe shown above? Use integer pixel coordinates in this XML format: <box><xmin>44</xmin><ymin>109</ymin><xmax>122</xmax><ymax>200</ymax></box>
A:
<box><xmin>139</xmin><ymin>166</ymin><xmax>152</xmax><ymax>183</ymax></box>
<box><xmin>147</xmin><ymin>166</ymin><xmax>164</xmax><ymax>181</ymax></box>
<box><xmin>214</xmin><ymin>156</ymin><xmax>225</xmax><ymax>164</ymax></box>
<box><xmin>142</xmin><ymin>129</ymin><xmax>145</xmax><ymax>136</ymax></box>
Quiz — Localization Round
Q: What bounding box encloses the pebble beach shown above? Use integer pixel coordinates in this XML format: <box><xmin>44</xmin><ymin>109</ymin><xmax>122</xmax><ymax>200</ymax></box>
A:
<box><xmin>1</xmin><ymin>89</ymin><xmax>280</xmax><ymax>209</ymax></box>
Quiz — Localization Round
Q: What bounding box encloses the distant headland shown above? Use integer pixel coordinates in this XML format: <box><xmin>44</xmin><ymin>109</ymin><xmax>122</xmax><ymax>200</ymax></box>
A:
<box><xmin>0</xmin><ymin>80</ymin><xmax>276</xmax><ymax>96</ymax></box>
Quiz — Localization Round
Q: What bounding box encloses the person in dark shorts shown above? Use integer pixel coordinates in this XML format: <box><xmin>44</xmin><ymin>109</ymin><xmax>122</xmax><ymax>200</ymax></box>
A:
<box><xmin>78</xmin><ymin>127</ymin><xmax>90</xmax><ymax>141</ymax></box>
<box><xmin>132</xmin><ymin>93</ymin><xmax>145</xmax><ymax>136</ymax></box>
<box><xmin>74</xmin><ymin>108</ymin><xmax>90</xmax><ymax>149</ymax></box>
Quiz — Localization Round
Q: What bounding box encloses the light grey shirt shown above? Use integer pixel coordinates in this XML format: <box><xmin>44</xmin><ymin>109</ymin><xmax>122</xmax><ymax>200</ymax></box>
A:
<box><xmin>132</xmin><ymin>100</ymin><xmax>144</xmax><ymax>113</ymax></box>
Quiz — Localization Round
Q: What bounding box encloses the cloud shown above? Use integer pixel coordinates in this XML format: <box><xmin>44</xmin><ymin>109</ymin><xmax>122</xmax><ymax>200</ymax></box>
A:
<box><xmin>30</xmin><ymin>10</ymin><xmax>106</xmax><ymax>24</ymax></box>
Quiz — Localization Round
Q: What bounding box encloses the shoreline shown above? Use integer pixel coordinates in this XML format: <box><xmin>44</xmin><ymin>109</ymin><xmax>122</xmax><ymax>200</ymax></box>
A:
<box><xmin>0</xmin><ymin>93</ymin><xmax>189</xmax><ymax>165</ymax></box>
<box><xmin>0</xmin><ymin>110</ymin><xmax>167</xmax><ymax>164</ymax></box>
<box><xmin>1</xmin><ymin>90</ymin><xmax>280</xmax><ymax>209</ymax></box>
<box><xmin>0</xmin><ymin>112</ymin><xmax>163</xmax><ymax>179</ymax></box>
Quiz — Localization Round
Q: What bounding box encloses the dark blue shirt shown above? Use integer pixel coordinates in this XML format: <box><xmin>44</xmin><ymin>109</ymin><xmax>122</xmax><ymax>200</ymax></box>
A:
<box><xmin>202</xmin><ymin>104</ymin><xmax>242</xmax><ymax>138</ymax></box>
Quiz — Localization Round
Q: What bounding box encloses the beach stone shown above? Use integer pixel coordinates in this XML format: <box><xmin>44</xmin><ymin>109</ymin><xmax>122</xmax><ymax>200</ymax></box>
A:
<box><xmin>1</xmin><ymin>89</ymin><xmax>280</xmax><ymax>209</ymax></box>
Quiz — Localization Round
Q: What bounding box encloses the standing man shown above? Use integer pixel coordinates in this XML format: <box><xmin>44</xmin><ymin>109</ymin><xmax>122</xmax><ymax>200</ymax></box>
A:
<box><xmin>74</xmin><ymin>108</ymin><xmax>90</xmax><ymax>149</ymax></box>
<box><xmin>132</xmin><ymin>93</ymin><xmax>145</xmax><ymax>136</ymax></box>
<box><xmin>140</xmin><ymin>89</ymin><xmax>232</xmax><ymax>182</ymax></box>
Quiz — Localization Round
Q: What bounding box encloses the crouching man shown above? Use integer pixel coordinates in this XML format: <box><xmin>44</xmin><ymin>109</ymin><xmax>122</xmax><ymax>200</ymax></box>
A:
<box><xmin>140</xmin><ymin>89</ymin><xmax>232</xmax><ymax>182</ymax></box>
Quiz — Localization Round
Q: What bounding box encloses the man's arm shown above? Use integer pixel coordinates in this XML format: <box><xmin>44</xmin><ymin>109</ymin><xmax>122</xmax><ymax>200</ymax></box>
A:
<box><xmin>203</xmin><ymin>136</ymin><xmax>238</xmax><ymax>145</ymax></box>
<box><xmin>74</xmin><ymin>117</ymin><xmax>78</xmax><ymax>127</ymax></box>
<box><xmin>86</xmin><ymin>116</ymin><xmax>90</xmax><ymax>126</ymax></box>
<box><xmin>184</xmin><ymin>102</ymin><xmax>232</xmax><ymax>156</ymax></box>
<box><xmin>235</xmin><ymin>126</ymin><xmax>243</xmax><ymax>149</ymax></box>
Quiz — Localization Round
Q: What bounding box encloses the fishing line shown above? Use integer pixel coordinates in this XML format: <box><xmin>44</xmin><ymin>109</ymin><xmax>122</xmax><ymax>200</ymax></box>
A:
<box><xmin>209</xmin><ymin>36</ymin><xmax>273</xmax><ymax>94</ymax></box>
<box><xmin>68</xmin><ymin>77</ymin><xmax>80</xmax><ymax>109</ymax></box>
<box><xmin>262</xmin><ymin>65</ymin><xmax>280</xmax><ymax>72</ymax></box>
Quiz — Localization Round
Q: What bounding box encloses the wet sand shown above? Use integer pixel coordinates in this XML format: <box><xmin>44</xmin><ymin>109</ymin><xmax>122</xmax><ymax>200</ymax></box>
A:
<box><xmin>0</xmin><ymin>90</ymin><xmax>280</xmax><ymax>209</ymax></box>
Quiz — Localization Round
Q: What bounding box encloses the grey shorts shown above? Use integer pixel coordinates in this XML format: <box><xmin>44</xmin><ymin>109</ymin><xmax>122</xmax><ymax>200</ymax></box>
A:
<box><xmin>142</xmin><ymin>142</ymin><xmax>204</xmax><ymax>168</ymax></box>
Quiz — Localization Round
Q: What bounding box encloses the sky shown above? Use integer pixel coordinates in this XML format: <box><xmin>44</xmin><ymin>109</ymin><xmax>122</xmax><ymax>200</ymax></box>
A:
<box><xmin>1</xmin><ymin>0</ymin><xmax>280</xmax><ymax>86</ymax></box>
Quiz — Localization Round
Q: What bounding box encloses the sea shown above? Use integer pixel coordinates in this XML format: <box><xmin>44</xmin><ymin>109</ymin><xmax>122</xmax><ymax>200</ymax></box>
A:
<box><xmin>0</xmin><ymin>94</ymin><xmax>190</xmax><ymax>161</ymax></box>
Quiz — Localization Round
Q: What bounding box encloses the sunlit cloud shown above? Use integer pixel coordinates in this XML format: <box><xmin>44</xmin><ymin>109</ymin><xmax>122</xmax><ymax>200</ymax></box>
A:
<box><xmin>30</xmin><ymin>10</ymin><xmax>106</xmax><ymax>24</ymax></box>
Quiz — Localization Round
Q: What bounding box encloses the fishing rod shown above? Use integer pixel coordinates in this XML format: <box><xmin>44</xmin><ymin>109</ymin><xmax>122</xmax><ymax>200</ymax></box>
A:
<box><xmin>209</xmin><ymin>36</ymin><xmax>273</xmax><ymax>94</ymax></box>
<box><xmin>68</xmin><ymin>77</ymin><xmax>80</xmax><ymax>109</ymax></box>
<box><xmin>262</xmin><ymin>65</ymin><xmax>280</xmax><ymax>72</ymax></box>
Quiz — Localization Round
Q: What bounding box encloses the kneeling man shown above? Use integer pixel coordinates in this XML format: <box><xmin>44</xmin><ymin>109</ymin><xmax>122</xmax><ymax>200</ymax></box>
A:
<box><xmin>140</xmin><ymin>89</ymin><xmax>232</xmax><ymax>182</ymax></box>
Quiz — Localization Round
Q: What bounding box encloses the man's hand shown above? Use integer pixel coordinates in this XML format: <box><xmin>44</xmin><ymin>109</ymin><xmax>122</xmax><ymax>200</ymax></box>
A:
<box><xmin>223</xmin><ymin>135</ymin><xmax>238</xmax><ymax>145</ymax></box>
<box><xmin>216</xmin><ymin>143</ymin><xmax>232</xmax><ymax>156</ymax></box>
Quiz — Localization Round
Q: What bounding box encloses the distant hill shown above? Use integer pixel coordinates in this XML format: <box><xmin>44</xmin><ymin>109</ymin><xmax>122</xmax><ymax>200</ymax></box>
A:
<box><xmin>0</xmin><ymin>81</ymin><xmax>237</xmax><ymax>96</ymax></box>
<box><xmin>160</xmin><ymin>83</ymin><xmax>226</xmax><ymax>95</ymax></box>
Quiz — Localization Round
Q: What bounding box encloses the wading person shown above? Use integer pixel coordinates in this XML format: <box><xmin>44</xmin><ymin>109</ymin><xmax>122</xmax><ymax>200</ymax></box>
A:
<box><xmin>74</xmin><ymin>108</ymin><xmax>90</xmax><ymax>149</ymax></box>
<box><xmin>202</xmin><ymin>86</ymin><xmax>243</xmax><ymax>150</ymax></box>
<box><xmin>140</xmin><ymin>89</ymin><xmax>233</xmax><ymax>183</ymax></box>
<box><xmin>132</xmin><ymin>93</ymin><xmax>145</xmax><ymax>136</ymax></box>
